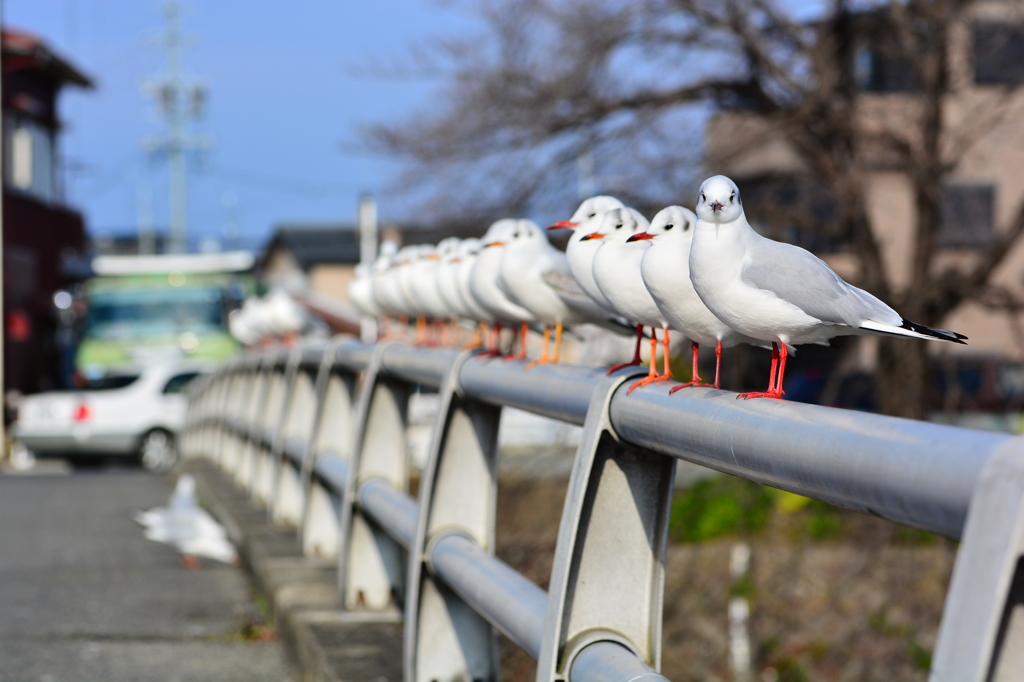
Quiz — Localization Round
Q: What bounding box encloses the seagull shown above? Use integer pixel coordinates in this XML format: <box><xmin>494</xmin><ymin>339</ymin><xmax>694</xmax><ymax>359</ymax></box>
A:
<box><xmin>547</xmin><ymin>195</ymin><xmax>625</xmax><ymax>317</ymax></box>
<box><xmin>398</xmin><ymin>245</ymin><xmax>450</xmax><ymax>344</ymax></box>
<box><xmin>689</xmin><ymin>175</ymin><xmax>967</xmax><ymax>400</ymax></box>
<box><xmin>132</xmin><ymin>474</ymin><xmax>238</xmax><ymax>568</ymax></box>
<box><xmin>372</xmin><ymin>245</ymin><xmax>417</xmax><ymax>333</ymax></box>
<box><xmin>435</xmin><ymin>237</ymin><xmax>471</xmax><ymax>343</ymax></box>
<box><xmin>588</xmin><ymin>207</ymin><xmax>674</xmax><ymax>393</ymax></box>
<box><xmin>349</xmin><ymin>263</ymin><xmax>383</xmax><ymax>321</ymax></box>
<box><xmin>497</xmin><ymin>220</ymin><xmax>589</xmax><ymax>368</ymax></box>
<box><xmin>470</xmin><ymin>219</ymin><xmax>536</xmax><ymax>356</ymax></box>
<box><xmin>629</xmin><ymin>205</ymin><xmax>766</xmax><ymax>391</ymax></box>
<box><xmin>452</xmin><ymin>238</ymin><xmax>496</xmax><ymax>347</ymax></box>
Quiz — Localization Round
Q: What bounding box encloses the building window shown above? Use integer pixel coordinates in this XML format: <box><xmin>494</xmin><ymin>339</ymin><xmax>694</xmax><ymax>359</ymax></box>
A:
<box><xmin>3</xmin><ymin>114</ymin><xmax>58</xmax><ymax>204</ymax></box>
<box><xmin>855</xmin><ymin>45</ymin><xmax>920</xmax><ymax>93</ymax></box>
<box><xmin>974</xmin><ymin>22</ymin><xmax>1024</xmax><ymax>85</ymax></box>
<box><xmin>939</xmin><ymin>184</ymin><xmax>994</xmax><ymax>247</ymax></box>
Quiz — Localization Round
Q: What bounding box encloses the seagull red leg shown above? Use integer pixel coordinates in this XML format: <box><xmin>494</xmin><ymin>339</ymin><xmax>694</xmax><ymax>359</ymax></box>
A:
<box><xmin>628</xmin><ymin>328</ymin><xmax>673</xmax><ymax>393</ymax></box>
<box><xmin>712</xmin><ymin>339</ymin><xmax>723</xmax><ymax>389</ymax></box>
<box><xmin>481</xmin><ymin>322</ymin><xmax>504</xmax><ymax>357</ymax></box>
<box><xmin>506</xmin><ymin>322</ymin><xmax>531</xmax><ymax>361</ymax></box>
<box><xmin>738</xmin><ymin>342</ymin><xmax>786</xmax><ymax>399</ymax></box>
<box><xmin>525</xmin><ymin>325</ymin><xmax>553</xmax><ymax>369</ymax></box>
<box><xmin>608</xmin><ymin>324</ymin><xmax>644</xmax><ymax>374</ymax></box>
<box><xmin>464</xmin><ymin>322</ymin><xmax>485</xmax><ymax>349</ymax></box>
<box><xmin>670</xmin><ymin>340</ymin><xmax>718</xmax><ymax>393</ymax></box>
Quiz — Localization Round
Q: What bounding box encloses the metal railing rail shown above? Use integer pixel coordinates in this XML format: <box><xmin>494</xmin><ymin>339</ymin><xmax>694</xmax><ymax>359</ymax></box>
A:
<box><xmin>182</xmin><ymin>337</ymin><xmax>1024</xmax><ymax>682</ymax></box>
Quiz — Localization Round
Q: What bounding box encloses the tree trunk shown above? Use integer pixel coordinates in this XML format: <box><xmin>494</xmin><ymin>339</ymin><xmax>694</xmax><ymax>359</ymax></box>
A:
<box><xmin>874</xmin><ymin>338</ymin><xmax>931</xmax><ymax>420</ymax></box>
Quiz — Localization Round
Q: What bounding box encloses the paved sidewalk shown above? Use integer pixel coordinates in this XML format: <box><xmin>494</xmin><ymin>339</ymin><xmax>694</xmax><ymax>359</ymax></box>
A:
<box><xmin>185</xmin><ymin>459</ymin><xmax>404</xmax><ymax>682</ymax></box>
<box><xmin>0</xmin><ymin>468</ymin><xmax>290</xmax><ymax>682</ymax></box>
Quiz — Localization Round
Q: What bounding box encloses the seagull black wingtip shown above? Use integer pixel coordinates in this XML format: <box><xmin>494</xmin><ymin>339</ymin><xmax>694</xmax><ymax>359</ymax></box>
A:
<box><xmin>899</xmin><ymin>319</ymin><xmax>968</xmax><ymax>344</ymax></box>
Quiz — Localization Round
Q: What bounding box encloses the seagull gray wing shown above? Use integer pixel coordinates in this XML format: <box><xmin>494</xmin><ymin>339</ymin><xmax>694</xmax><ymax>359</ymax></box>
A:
<box><xmin>541</xmin><ymin>269</ymin><xmax>610</xmax><ymax>318</ymax></box>
<box><xmin>740</xmin><ymin>235</ymin><xmax>901</xmax><ymax>327</ymax></box>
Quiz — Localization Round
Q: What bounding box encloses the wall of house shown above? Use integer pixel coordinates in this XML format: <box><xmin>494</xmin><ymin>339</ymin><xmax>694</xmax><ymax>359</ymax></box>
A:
<box><xmin>308</xmin><ymin>264</ymin><xmax>356</xmax><ymax>303</ymax></box>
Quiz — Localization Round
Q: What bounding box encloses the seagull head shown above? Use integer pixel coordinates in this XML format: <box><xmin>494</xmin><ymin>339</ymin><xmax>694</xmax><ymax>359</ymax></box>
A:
<box><xmin>550</xmin><ymin>195</ymin><xmax>625</xmax><ymax>231</ymax></box>
<box><xmin>629</xmin><ymin>205</ymin><xmax>697</xmax><ymax>243</ymax></box>
<box><xmin>505</xmin><ymin>219</ymin><xmax>545</xmax><ymax>249</ymax></box>
<box><xmin>696</xmin><ymin>175</ymin><xmax>743</xmax><ymax>224</ymax></box>
<box><xmin>594</xmin><ymin>207</ymin><xmax>650</xmax><ymax>243</ymax></box>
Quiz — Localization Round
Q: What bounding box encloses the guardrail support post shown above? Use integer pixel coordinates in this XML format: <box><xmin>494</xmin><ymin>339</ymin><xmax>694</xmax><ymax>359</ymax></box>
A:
<box><xmin>255</xmin><ymin>346</ymin><xmax>304</xmax><ymax>506</ymax></box>
<box><xmin>300</xmin><ymin>339</ymin><xmax>358</xmax><ymax>559</ymax></box>
<box><xmin>405</xmin><ymin>350</ymin><xmax>502</xmax><ymax>682</ymax></box>
<box><xmin>339</xmin><ymin>342</ymin><xmax>411</xmax><ymax>614</ymax></box>
<box><xmin>931</xmin><ymin>436</ymin><xmax>1024</xmax><ymax>682</ymax></box>
<box><xmin>537</xmin><ymin>370</ymin><xmax>676</xmax><ymax>682</ymax></box>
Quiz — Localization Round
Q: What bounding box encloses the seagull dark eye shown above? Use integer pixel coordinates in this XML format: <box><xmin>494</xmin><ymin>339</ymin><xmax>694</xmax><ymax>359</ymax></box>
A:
<box><xmin>700</xmin><ymin>192</ymin><xmax>706</xmax><ymax>202</ymax></box>
<box><xmin>729</xmin><ymin>191</ymin><xmax>735</xmax><ymax>202</ymax></box>
<box><xmin>665</xmin><ymin>223</ymin><xmax>674</xmax><ymax>231</ymax></box>
<box><xmin>588</xmin><ymin>213</ymin><xmax>596</xmax><ymax>218</ymax></box>
<box><xmin>615</xmin><ymin>223</ymin><xmax>623</xmax><ymax>230</ymax></box>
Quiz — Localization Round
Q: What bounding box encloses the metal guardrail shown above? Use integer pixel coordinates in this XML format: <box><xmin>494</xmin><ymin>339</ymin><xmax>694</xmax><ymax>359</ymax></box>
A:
<box><xmin>182</xmin><ymin>337</ymin><xmax>1024</xmax><ymax>682</ymax></box>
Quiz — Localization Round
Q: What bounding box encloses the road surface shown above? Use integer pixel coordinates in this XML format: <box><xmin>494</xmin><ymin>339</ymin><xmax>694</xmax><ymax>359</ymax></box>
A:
<box><xmin>0</xmin><ymin>462</ymin><xmax>291</xmax><ymax>682</ymax></box>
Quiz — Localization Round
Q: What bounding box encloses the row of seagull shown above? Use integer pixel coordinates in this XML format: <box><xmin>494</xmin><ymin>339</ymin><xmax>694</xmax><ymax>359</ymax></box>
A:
<box><xmin>228</xmin><ymin>289</ymin><xmax>320</xmax><ymax>347</ymax></box>
<box><xmin>348</xmin><ymin>175</ymin><xmax>966</xmax><ymax>399</ymax></box>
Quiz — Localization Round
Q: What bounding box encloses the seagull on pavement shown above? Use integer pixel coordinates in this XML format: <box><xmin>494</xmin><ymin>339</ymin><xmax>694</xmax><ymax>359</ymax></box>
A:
<box><xmin>688</xmin><ymin>175</ymin><xmax>967</xmax><ymax>400</ymax></box>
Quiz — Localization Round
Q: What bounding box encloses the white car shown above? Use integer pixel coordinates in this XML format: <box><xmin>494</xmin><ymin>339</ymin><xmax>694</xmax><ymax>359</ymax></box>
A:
<box><xmin>13</xmin><ymin>362</ymin><xmax>209</xmax><ymax>472</ymax></box>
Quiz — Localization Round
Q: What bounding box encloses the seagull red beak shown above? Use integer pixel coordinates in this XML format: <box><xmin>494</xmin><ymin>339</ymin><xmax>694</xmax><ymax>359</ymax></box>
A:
<box><xmin>626</xmin><ymin>231</ymin><xmax>655</xmax><ymax>242</ymax></box>
<box><xmin>483</xmin><ymin>241</ymin><xmax>505</xmax><ymax>248</ymax></box>
<box><xmin>710</xmin><ymin>200</ymin><xmax>723</xmax><ymax>212</ymax></box>
<box><xmin>579</xmin><ymin>232</ymin><xmax>606</xmax><ymax>241</ymax></box>
<box><xmin>547</xmin><ymin>220</ymin><xmax>578</xmax><ymax>231</ymax></box>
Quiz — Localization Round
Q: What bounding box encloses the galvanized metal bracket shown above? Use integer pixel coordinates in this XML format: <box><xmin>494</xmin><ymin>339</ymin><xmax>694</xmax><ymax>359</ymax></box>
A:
<box><xmin>537</xmin><ymin>369</ymin><xmax>676</xmax><ymax>682</ymax></box>
<box><xmin>931</xmin><ymin>435</ymin><xmax>1024</xmax><ymax>682</ymax></box>
<box><xmin>254</xmin><ymin>344</ymin><xmax>305</xmax><ymax>505</ymax></box>
<box><xmin>405</xmin><ymin>349</ymin><xmax>502</xmax><ymax>682</ymax></box>
<box><xmin>235</xmin><ymin>352</ymin><xmax>274</xmax><ymax>490</ymax></box>
<box><xmin>300</xmin><ymin>337</ymin><xmax>358</xmax><ymax>559</ymax></box>
<box><xmin>271</xmin><ymin>347</ymin><xmax>323</xmax><ymax>526</ymax></box>
<box><xmin>339</xmin><ymin>340</ymin><xmax>410</xmax><ymax>614</ymax></box>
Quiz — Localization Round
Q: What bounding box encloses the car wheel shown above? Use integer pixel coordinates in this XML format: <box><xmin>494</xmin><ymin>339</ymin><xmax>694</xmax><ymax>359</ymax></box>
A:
<box><xmin>139</xmin><ymin>429</ymin><xmax>178</xmax><ymax>473</ymax></box>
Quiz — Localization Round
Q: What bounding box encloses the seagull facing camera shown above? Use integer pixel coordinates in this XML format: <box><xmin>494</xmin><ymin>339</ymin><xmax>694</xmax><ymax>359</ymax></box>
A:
<box><xmin>696</xmin><ymin>175</ymin><xmax>744</xmax><ymax>224</ymax></box>
<box><xmin>688</xmin><ymin>174</ymin><xmax>966</xmax><ymax>400</ymax></box>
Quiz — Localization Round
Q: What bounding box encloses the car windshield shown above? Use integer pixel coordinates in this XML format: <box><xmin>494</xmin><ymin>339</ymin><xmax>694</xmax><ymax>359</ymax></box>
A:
<box><xmin>84</xmin><ymin>287</ymin><xmax>224</xmax><ymax>341</ymax></box>
<box><xmin>162</xmin><ymin>372</ymin><xmax>200</xmax><ymax>394</ymax></box>
<box><xmin>83</xmin><ymin>374</ymin><xmax>140</xmax><ymax>390</ymax></box>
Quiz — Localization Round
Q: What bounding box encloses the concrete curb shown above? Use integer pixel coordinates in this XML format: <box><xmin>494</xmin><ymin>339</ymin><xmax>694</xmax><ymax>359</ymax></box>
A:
<box><xmin>184</xmin><ymin>460</ymin><xmax>404</xmax><ymax>682</ymax></box>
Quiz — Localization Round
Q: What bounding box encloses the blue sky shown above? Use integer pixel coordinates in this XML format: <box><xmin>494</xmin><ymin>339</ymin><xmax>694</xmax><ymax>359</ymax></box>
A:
<box><xmin>4</xmin><ymin>0</ymin><xmax>476</xmax><ymax>250</ymax></box>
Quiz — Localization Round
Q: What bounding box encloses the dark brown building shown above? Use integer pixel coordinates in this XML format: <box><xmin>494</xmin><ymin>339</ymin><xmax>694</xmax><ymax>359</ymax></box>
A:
<box><xmin>3</xmin><ymin>27</ymin><xmax>93</xmax><ymax>393</ymax></box>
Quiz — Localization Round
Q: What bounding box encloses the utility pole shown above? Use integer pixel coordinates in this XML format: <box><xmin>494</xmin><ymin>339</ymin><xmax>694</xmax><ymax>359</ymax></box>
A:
<box><xmin>142</xmin><ymin>1</ymin><xmax>210</xmax><ymax>254</ymax></box>
<box><xmin>358</xmin><ymin>194</ymin><xmax>378</xmax><ymax>268</ymax></box>
<box><xmin>357</xmin><ymin>194</ymin><xmax>378</xmax><ymax>343</ymax></box>
<box><xmin>136</xmin><ymin>184</ymin><xmax>155</xmax><ymax>255</ymax></box>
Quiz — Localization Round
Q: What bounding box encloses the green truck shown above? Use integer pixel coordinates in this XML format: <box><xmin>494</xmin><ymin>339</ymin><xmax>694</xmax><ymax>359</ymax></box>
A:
<box><xmin>75</xmin><ymin>252</ymin><xmax>255</xmax><ymax>378</ymax></box>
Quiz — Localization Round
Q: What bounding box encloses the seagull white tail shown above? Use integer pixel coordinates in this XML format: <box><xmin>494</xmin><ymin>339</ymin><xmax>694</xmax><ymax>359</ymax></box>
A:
<box><xmin>859</xmin><ymin>319</ymin><xmax>968</xmax><ymax>344</ymax></box>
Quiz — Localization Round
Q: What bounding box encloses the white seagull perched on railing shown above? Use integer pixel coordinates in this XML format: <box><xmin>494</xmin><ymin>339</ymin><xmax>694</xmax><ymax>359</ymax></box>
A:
<box><xmin>497</xmin><ymin>220</ymin><xmax>590</xmax><ymax>368</ymax></box>
<box><xmin>470</xmin><ymin>219</ymin><xmax>536</xmax><ymax>356</ymax></box>
<box><xmin>629</xmin><ymin>205</ymin><xmax>766</xmax><ymax>392</ymax></box>
<box><xmin>546</xmin><ymin>195</ymin><xmax>625</xmax><ymax>319</ymax></box>
<box><xmin>688</xmin><ymin>174</ymin><xmax>967</xmax><ymax>400</ymax></box>
<box><xmin>587</xmin><ymin>207</ymin><xmax>674</xmax><ymax>392</ymax></box>
<box><xmin>348</xmin><ymin>263</ymin><xmax>383</xmax><ymax>321</ymax></box>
